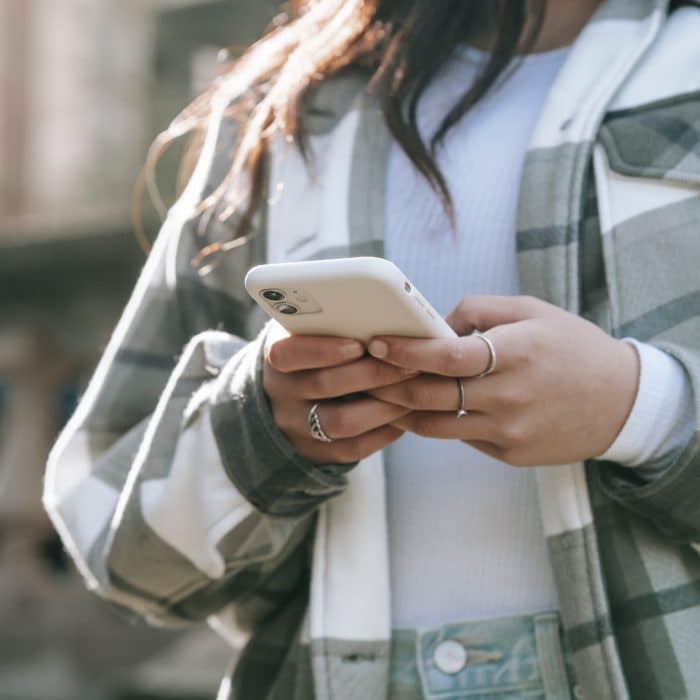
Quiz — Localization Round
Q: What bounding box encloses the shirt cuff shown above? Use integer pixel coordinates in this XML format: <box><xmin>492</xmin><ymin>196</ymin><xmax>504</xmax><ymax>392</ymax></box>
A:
<box><xmin>208</xmin><ymin>320</ymin><xmax>357</xmax><ymax>517</ymax></box>
<box><xmin>596</xmin><ymin>338</ymin><xmax>695</xmax><ymax>467</ymax></box>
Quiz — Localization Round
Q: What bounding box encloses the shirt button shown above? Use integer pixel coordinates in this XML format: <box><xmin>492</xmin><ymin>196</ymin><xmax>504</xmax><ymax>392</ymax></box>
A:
<box><xmin>433</xmin><ymin>639</ymin><xmax>468</xmax><ymax>674</ymax></box>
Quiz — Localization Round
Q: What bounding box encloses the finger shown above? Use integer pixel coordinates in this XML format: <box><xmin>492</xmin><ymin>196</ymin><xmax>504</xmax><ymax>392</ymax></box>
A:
<box><xmin>292</xmin><ymin>357</ymin><xmax>417</xmax><ymax>400</ymax></box>
<box><xmin>368</xmin><ymin>374</ymin><xmax>491</xmax><ymax>412</ymax></box>
<box><xmin>367</xmin><ymin>334</ymin><xmax>494</xmax><ymax>378</ymax></box>
<box><xmin>318</xmin><ymin>398</ymin><xmax>411</xmax><ymax>440</ymax></box>
<box><xmin>390</xmin><ymin>411</ymin><xmax>497</xmax><ymax>441</ymax></box>
<box><xmin>372</xmin><ymin>372</ymin><xmax>537</xmax><ymax>417</ymax></box>
<box><xmin>295</xmin><ymin>425</ymin><xmax>404</xmax><ymax>465</ymax></box>
<box><xmin>266</xmin><ymin>333</ymin><xmax>365</xmax><ymax>373</ymax></box>
<box><xmin>276</xmin><ymin>397</ymin><xmax>412</xmax><ymax>441</ymax></box>
<box><xmin>444</xmin><ymin>295</ymin><xmax>556</xmax><ymax>335</ymax></box>
<box><xmin>462</xmin><ymin>439</ymin><xmax>506</xmax><ymax>462</ymax></box>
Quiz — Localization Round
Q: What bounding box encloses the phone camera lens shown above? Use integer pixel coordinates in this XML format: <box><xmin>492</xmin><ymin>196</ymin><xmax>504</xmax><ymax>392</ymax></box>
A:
<box><xmin>275</xmin><ymin>302</ymin><xmax>299</xmax><ymax>315</ymax></box>
<box><xmin>261</xmin><ymin>289</ymin><xmax>285</xmax><ymax>302</ymax></box>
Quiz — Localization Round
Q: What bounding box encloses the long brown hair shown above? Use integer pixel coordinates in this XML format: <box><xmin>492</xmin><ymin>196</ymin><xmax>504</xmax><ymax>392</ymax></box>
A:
<box><xmin>136</xmin><ymin>0</ymin><xmax>547</xmax><ymax>269</ymax></box>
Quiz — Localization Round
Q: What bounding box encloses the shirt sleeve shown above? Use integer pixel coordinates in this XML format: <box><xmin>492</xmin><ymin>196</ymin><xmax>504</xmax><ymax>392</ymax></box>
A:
<box><xmin>595</xmin><ymin>337</ymin><xmax>696</xmax><ymax>472</ymax></box>
<box><xmin>42</xmin><ymin>100</ymin><xmax>353</xmax><ymax>630</ymax></box>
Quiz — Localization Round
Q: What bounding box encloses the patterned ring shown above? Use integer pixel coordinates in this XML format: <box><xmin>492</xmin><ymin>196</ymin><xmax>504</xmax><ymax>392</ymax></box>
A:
<box><xmin>473</xmin><ymin>333</ymin><xmax>497</xmax><ymax>378</ymax></box>
<box><xmin>308</xmin><ymin>402</ymin><xmax>334</xmax><ymax>443</ymax></box>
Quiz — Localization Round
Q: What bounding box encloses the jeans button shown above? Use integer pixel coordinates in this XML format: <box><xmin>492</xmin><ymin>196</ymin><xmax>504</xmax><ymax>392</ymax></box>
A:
<box><xmin>433</xmin><ymin>639</ymin><xmax>468</xmax><ymax>674</ymax></box>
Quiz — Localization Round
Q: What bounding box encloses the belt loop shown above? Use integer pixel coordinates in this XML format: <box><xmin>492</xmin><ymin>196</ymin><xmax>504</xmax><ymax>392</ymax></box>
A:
<box><xmin>534</xmin><ymin>612</ymin><xmax>573</xmax><ymax>700</ymax></box>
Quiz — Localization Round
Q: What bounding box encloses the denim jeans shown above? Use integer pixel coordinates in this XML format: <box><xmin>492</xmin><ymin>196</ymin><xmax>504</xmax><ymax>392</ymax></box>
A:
<box><xmin>388</xmin><ymin>609</ymin><xmax>582</xmax><ymax>700</ymax></box>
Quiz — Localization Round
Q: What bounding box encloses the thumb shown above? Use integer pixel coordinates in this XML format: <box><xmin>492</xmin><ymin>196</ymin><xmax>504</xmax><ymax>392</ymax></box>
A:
<box><xmin>445</xmin><ymin>295</ymin><xmax>552</xmax><ymax>335</ymax></box>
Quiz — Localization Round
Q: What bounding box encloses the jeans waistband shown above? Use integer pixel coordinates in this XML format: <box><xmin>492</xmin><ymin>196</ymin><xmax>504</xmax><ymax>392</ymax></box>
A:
<box><xmin>389</xmin><ymin>609</ymin><xmax>580</xmax><ymax>700</ymax></box>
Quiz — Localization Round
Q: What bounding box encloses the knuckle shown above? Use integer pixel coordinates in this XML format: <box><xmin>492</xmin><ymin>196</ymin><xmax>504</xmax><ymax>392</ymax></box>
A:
<box><xmin>498</xmin><ymin>384</ymin><xmax>531</xmax><ymax>407</ymax></box>
<box><xmin>494</xmin><ymin>387</ymin><xmax>513</xmax><ymax>408</ymax></box>
<box><xmin>500</xmin><ymin>419</ymin><xmax>529</xmax><ymax>447</ymax></box>
<box><xmin>443</xmin><ymin>342</ymin><xmax>466</xmax><ymax>375</ymax></box>
<box><xmin>266</xmin><ymin>341</ymin><xmax>287</xmax><ymax>371</ymax></box>
<box><xmin>510</xmin><ymin>333</ymin><xmax>537</xmax><ymax>368</ymax></box>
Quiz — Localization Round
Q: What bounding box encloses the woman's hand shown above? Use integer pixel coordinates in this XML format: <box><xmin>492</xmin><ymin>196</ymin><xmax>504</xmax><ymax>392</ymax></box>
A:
<box><xmin>263</xmin><ymin>322</ymin><xmax>413</xmax><ymax>464</ymax></box>
<box><xmin>366</xmin><ymin>295</ymin><xmax>640</xmax><ymax>467</ymax></box>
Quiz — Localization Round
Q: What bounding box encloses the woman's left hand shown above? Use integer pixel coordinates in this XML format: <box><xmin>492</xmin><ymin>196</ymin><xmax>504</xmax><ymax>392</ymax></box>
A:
<box><xmin>366</xmin><ymin>295</ymin><xmax>640</xmax><ymax>467</ymax></box>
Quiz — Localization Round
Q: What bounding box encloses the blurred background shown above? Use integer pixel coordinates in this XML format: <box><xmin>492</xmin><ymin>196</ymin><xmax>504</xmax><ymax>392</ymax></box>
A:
<box><xmin>0</xmin><ymin>1</ymin><xmax>284</xmax><ymax>698</ymax></box>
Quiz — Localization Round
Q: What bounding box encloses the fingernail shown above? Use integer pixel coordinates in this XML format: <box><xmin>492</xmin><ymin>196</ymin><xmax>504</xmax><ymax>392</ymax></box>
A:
<box><xmin>368</xmin><ymin>340</ymin><xmax>388</xmax><ymax>358</ymax></box>
<box><xmin>340</xmin><ymin>341</ymin><xmax>364</xmax><ymax>359</ymax></box>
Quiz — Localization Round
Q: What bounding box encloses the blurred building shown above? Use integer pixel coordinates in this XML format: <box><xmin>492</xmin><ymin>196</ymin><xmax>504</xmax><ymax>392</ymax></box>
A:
<box><xmin>0</xmin><ymin>1</ymin><xmax>279</xmax><ymax>698</ymax></box>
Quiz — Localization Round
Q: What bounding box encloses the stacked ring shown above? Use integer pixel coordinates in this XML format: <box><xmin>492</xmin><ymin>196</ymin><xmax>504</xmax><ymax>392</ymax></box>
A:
<box><xmin>456</xmin><ymin>378</ymin><xmax>468</xmax><ymax>418</ymax></box>
<box><xmin>455</xmin><ymin>334</ymin><xmax>497</xmax><ymax>416</ymax></box>
<box><xmin>474</xmin><ymin>333</ymin><xmax>497</xmax><ymax>378</ymax></box>
<box><xmin>308</xmin><ymin>402</ymin><xmax>334</xmax><ymax>443</ymax></box>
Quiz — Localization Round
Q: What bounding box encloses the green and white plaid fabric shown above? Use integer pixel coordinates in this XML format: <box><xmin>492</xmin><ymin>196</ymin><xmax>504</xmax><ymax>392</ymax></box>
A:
<box><xmin>44</xmin><ymin>1</ymin><xmax>700</xmax><ymax>698</ymax></box>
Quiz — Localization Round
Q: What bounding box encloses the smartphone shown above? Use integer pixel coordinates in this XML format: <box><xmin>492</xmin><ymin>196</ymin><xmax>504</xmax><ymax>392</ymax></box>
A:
<box><xmin>244</xmin><ymin>256</ymin><xmax>457</xmax><ymax>344</ymax></box>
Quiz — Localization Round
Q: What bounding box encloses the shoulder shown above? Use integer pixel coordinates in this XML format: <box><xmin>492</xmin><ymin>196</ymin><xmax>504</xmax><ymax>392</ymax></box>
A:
<box><xmin>599</xmin><ymin>6</ymin><xmax>700</xmax><ymax>183</ymax></box>
<box><xmin>179</xmin><ymin>67</ymin><xmax>370</xmax><ymax>210</ymax></box>
<box><xmin>590</xmin><ymin>7</ymin><xmax>700</xmax><ymax>341</ymax></box>
<box><xmin>607</xmin><ymin>5</ymin><xmax>700</xmax><ymax>113</ymax></box>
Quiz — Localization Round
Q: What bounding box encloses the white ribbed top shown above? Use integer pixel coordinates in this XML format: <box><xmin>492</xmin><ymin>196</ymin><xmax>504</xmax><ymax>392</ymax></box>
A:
<box><xmin>383</xmin><ymin>44</ymin><xmax>571</xmax><ymax>629</ymax></box>
<box><xmin>382</xmin><ymin>42</ymin><xmax>696</xmax><ymax>629</ymax></box>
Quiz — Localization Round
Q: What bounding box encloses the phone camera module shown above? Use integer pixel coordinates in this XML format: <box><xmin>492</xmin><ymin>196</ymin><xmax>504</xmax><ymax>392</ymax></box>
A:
<box><xmin>261</xmin><ymin>289</ymin><xmax>286</xmax><ymax>302</ymax></box>
<box><xmin>275</xmin><ymin>302</ymin><xmax>299</xmax><ymax>315</ymax></box>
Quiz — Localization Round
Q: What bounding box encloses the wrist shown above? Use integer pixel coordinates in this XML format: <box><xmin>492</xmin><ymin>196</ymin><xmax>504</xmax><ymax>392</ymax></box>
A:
<box><xmin>597</xmin><ymin>337</ymin><xmax>641</xmax><ymax>457</ymax></box>
<box><xmin>596</xmin><ymin>339</ymin><xmax>695</xmax><ymax>466</ymax></box>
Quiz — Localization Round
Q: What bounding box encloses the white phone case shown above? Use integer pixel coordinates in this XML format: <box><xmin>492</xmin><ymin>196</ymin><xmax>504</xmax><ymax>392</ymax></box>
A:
<box><xmin>244</xmin><ymin>257</ymin><xmax>457</xmax><ymax>344</ymax></box>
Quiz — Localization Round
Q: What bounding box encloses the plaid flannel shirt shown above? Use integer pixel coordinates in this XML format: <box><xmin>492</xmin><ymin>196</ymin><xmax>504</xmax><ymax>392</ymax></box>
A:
<box><xmin>44</xmin><ymin>0</ymin><xmax>700</xmax><ymax>698</ymax></box>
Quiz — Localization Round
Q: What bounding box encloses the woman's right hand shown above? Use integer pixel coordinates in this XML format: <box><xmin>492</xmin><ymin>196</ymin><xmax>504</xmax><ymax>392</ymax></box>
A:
<box><xmin>263</xmin><ymin>322</ymin><xmax>414</xmax><ymax>464</ymax></box>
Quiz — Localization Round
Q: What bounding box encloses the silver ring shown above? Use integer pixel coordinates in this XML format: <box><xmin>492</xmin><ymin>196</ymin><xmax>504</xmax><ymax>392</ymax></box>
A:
<box><xmin>456</xmin><ymin>377</ymin><xmax>468</xmax><ymax>418</ymax></box>
<box><xmin>474</xmin><ymin>333</ymin><xmax>497</xmax><ymax>378</ymax></box>
<box><xmin>308</xmin><ymin>402</ymin><xmax>334</xmax><ymax>443</ymax></box>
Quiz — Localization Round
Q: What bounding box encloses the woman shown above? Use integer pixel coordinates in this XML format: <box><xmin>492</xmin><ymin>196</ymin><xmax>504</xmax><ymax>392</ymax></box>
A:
<box><xmin>44</xmin><ymin>0</ymin><xmax>700</xmax><ymax>698</ymax></box>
